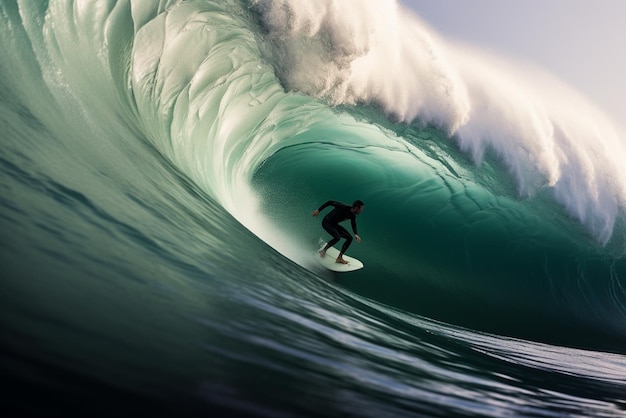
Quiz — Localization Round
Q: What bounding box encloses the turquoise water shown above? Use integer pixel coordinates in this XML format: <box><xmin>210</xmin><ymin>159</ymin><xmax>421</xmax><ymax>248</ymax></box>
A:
<box><xmin>1</xmin><ymin>1</ymin><xmax>625</xmax><ymax>416</ymax></box>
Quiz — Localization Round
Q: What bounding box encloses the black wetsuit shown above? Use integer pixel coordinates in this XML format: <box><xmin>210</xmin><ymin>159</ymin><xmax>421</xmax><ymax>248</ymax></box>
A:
<box><xmin>317</xmin><ymin>201</ymin><xmax>358</xmax><ymax>254</ymax></box>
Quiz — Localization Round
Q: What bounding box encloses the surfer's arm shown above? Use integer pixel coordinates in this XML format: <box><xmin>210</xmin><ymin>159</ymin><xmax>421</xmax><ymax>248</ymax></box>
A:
<box><xmin>350</xmin><ymin>217</ymin><xmax>362</xmax><ymax>242</ymax></box>
<box><xmin>316</xmin><ymin>200</ymin><xmax>341</xmax><ymax>213</ymax></box>
<box><xmin>351</xmin><ymin>217</ymin><xmax>358</xmax><ymax>235</ymax></box>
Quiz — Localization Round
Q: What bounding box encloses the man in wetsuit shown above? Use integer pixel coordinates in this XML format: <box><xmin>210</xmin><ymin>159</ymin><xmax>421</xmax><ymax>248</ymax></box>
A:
<box><xmin>312</xmin><ymin>200</ymin><xmax>364</xmax><ymax>264</ymax></box>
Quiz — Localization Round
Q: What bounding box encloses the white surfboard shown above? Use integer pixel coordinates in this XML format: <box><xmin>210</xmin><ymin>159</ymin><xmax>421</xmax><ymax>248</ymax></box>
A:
<box><xmin>317</xmin><ymin>243</ymin><xmax>364</xmax><ymax>272</ymax></box>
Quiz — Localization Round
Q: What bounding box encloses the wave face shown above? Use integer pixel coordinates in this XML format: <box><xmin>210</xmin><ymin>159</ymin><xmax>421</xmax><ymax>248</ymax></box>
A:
<box><xmin>2</xmin><ymin>0</ymin><xmax>626</xmax><ymax>416</ymax></box>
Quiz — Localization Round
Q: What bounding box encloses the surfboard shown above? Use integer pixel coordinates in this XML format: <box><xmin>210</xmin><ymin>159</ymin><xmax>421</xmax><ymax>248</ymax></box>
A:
<box><xmin>317</xmin><ymin>243</ymin><xmax>364</xmax><ymax>272</ymax></box>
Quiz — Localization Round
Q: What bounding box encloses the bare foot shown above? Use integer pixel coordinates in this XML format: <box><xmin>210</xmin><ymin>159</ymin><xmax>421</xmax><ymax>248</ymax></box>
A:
<box><xmin>335</xmin><ymin>257</ymin><xmax>348</xmax><ymax>264</ymax></box>
<box><xmin>319</xmin><ymin>249</ymin><xmax>326</xmax><ymax>258</ymax></box>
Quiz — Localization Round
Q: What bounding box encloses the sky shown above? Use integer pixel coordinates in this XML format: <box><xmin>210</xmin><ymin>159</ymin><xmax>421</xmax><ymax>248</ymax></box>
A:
<box><xmin>400</xmin><ymin>0</ymin><xmax>626</xmax><ymax>132</ymax></box>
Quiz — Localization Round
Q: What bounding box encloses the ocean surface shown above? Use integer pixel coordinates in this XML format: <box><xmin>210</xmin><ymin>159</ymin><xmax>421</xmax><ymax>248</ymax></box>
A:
<box><xmin>2</xmin><ymin>1</ymin><xmax>626</xmax><ymax>416</ymax></box>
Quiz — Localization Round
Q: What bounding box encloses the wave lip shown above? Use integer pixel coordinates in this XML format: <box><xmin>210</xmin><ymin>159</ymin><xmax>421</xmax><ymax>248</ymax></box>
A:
<box><xmin>252</xmin><ymin>0</ymin><xmax>626</xmax><ymax>246</ymax></box>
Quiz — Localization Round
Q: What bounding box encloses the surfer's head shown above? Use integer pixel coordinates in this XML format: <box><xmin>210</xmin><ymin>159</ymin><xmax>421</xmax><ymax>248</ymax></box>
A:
<box><xmin>351</xmin><ymin>200</ymin><xmax>364</xmax><ymax>214</ymax></box>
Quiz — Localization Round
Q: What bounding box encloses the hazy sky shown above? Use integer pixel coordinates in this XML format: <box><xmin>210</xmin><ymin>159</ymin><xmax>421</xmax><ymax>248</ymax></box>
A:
<box><xmin>400</xmin><ymin>0</ymin><xmax>626</xmax><ymax>131</ymax></box>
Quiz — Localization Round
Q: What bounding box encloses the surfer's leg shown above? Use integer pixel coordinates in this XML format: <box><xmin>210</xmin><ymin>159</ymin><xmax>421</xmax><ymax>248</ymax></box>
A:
<box><xmin>321</xmin><ymin>221</ymin><xmax>341</xmax><ymax>257</ymax></box>
<box><xmin>336</xmin><ymin>226</ymin><xmax>352</xmax><ymax>264</ymax></box>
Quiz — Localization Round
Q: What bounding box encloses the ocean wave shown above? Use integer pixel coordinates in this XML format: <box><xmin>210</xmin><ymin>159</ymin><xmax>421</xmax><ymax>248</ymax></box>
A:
<box><xmin>2</xmin><ymin>0</ymin><xmax>625</xmax><ymax>347</ymax></box>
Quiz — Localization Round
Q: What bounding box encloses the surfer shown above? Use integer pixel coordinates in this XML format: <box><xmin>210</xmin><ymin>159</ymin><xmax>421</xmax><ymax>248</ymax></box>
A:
<box><xmin>312</xmin><ymin>200</ymin><xmax>364</xmax><ymax>264</ymax></box>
